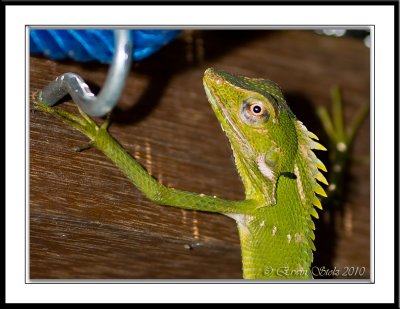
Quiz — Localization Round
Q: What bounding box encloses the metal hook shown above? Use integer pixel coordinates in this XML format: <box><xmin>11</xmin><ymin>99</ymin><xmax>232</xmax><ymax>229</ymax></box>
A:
<box><xmin>39</xmin><ymin>29</ymin><xmax>133</xmax><ymax>117</ymax></box>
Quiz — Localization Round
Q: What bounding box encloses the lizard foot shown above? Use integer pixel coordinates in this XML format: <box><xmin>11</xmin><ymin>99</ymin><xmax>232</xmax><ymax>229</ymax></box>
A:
<box><xmin>32</xmin><ymin>93</ymin><xmax>112</xmax><ymax>147</ymax></box>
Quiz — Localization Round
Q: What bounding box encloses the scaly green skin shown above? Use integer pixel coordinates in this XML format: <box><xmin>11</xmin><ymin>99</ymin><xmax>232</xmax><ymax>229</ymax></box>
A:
<box><xmin>34</xmin><ymin>68</ymin><xmax>328</xmax><ymax>279</ymax></box>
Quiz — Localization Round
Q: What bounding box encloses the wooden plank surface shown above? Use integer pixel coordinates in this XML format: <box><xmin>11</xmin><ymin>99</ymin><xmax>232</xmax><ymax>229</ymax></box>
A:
<box><xmin>30</xmin><ymin>30</ymin><xmax>370</xmax><ymax>279</ymax></box>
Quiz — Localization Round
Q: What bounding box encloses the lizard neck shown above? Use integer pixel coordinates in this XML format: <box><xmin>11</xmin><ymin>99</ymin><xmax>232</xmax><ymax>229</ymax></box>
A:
<box><xmin>237</xmin><ymin>158</ymin><xmax>314</xmax><ymax>279</ymax></box>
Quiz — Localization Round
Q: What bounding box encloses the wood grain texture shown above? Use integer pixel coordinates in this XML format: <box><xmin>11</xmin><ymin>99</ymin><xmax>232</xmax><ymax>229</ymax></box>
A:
<box><xmin>30</xmin><ymin>30</ymin><xmax>370</xmax><ymax>279</ymax></box>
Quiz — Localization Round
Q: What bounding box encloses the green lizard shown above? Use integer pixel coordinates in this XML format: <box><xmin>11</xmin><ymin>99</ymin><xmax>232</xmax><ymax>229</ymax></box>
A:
<box><xmin>34</xmin><ymin>68</ymin><xmax>329</xmax><ymax>279</ymax></box>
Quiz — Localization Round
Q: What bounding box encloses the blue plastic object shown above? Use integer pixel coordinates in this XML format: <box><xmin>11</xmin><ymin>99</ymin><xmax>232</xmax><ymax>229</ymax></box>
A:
<box><xmin>30</xmin><ymin>29</ymin><xmax>181</xmax><ymax>63</ymax></box>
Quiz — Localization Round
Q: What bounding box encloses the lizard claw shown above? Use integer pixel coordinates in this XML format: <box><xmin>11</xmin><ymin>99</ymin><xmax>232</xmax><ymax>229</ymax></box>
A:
<box><xmin>72</xmin><ymin>142</ymin><xmax>95</xmax><ymax>153</ymax></box>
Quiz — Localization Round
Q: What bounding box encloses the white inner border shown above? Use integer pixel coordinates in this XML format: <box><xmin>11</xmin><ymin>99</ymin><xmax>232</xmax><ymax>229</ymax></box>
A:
<box><xmin>6</xmin><ymin>5</ymin><xmax>394</xmax><ymax>303</ymax></box>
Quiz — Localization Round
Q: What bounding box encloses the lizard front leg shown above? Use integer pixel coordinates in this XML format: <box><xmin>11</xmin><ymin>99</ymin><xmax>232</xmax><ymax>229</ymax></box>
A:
<box><xmin>33</xmin><ymin>99</ymin><xmax>259</xmax><ymax>215</ymax></box>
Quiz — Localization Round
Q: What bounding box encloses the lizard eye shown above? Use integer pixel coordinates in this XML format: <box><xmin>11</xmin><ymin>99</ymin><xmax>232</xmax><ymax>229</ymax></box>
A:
<box><xmin>240</xmin><ymin>98</ymin><xmax>270</xmax><ymax>125</ymax></box>
<box><xmin>250</xmin><ymin>104</ymin><xmax>263</xmax><ymax>115</ymax></box>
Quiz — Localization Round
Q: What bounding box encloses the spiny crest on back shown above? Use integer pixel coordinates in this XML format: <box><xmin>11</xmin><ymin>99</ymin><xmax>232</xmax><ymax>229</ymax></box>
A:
<box><xmin>294</xmin><ymin>120</ymin><xmax>328</xmax><ymax>251</ymax></box>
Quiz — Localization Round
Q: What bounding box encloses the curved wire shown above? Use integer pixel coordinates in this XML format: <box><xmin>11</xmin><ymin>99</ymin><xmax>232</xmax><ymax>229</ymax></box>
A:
<box><xmin>39</xmin><ymin>29</ymin><xmax>133</xmax><ymax>117</ymax></box>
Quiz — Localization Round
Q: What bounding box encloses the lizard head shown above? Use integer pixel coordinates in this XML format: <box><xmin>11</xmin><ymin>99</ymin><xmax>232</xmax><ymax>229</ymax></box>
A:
<box><xmin>203</xmin><ymin>68</ymin><xmax>298</xmax><ymax>201</ymax></box>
